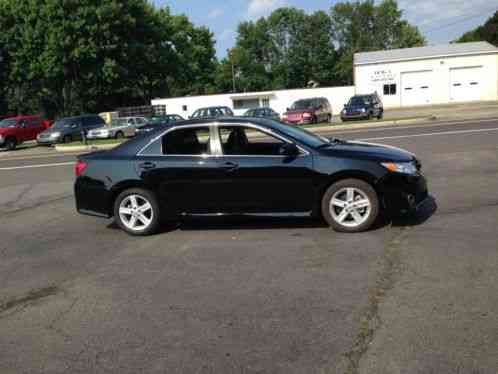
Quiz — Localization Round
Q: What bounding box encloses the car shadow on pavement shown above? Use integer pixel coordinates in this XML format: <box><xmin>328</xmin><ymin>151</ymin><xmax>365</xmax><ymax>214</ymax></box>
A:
<box><xmin>178</xmin><ymin>214</ymin><xmax>328</xmax><ymax>232</ymax></box>
<box><xmin>107</xmin><ymin>197</ymin><xmax>437</xmax><ymax>234</ymax></box>
<box><xmin>390</xmin><ymin>195</ymin><xmax>438</xmax><ymax>228</ymax></box>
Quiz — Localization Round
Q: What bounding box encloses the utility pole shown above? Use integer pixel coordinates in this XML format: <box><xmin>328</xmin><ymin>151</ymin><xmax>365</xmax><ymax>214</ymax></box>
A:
<box><xmin>228</xmin><ymin>49</ymin><xmax>236</xmax><ymax>93</ymax></box>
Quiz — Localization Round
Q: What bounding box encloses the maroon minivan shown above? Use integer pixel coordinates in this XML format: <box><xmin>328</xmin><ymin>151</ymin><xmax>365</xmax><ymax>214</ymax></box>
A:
<box><xmin>282</xmin><ymin>97</ymin><xmax>332</xmax><ymax>125</ymax></box>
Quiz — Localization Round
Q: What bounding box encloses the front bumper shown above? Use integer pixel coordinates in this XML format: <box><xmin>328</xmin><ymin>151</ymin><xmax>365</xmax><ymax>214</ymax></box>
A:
<box><xmin>37</xmin><ymin>137</ymin><xmax>61</xmax><ymax>145</ymax></box>
<box><xmin>87</xmin><ymin>133</ymin><xmax>111</xmax><ymax>140</ymax></box>
<box><xmin>341</xmin><ymin>113</ymin><xmax>369</xmax><ymax>121</ymax></box>
<box><xmin>378</xmin><ymin>173</ymin><xmax>429</xmax><ymax>215</ymax></box>
<box><xmin>284</xmin><ymin>118</ymin><xmax>314</xmax><ymax>125</ymax></box>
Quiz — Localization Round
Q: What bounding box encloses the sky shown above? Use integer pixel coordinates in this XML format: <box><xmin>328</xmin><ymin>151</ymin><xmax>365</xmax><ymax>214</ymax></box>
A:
<box><xmin>153</xmin><ymin>0</ymin><xmax>497</xmax><ymax>58</ymax></box>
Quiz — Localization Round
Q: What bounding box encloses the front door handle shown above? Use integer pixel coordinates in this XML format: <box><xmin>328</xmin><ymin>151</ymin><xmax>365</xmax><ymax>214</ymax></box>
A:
<box><xmin>139</xmin><ymin>161</ymin><xmax>156</xmax><ymax>170</ymax></box>
<box><xmin>220</xmin><ymin>161</ymin><xmax>239</xmax><ymax>172</ymax></box>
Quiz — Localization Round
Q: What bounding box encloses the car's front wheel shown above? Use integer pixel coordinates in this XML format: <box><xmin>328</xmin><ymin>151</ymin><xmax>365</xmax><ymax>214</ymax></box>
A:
<box><xmin>5</xmin><ymin>137</ymin><xmax>17</xmax><ymax>151</ymax></box>
<box><xmin>322</xmin><ymin>179</ymin><xmax>379</xmax><ymax>233</ymax></box>
<box><xmin>114</xmin><ymin>188</ymin><xmax>161</xmax><ymax>236</ymax></box>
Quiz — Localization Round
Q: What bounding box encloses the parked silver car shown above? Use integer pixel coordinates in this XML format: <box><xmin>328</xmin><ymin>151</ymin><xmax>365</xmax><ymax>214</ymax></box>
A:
<box><xmin>87</xmin><ymin>117</ymin><xmax>148</xmax><ymax>139</ymax></box>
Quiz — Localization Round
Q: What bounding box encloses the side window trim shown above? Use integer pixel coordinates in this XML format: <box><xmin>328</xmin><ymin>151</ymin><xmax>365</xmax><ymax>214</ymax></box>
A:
<box><xmin>137</xmin><ymin>123</ymin><xmax>218</xmax><ymax>157</ymax></box>
<box><xmin>213</xmin><ymin>123</ymin><xmax>309</xmax><ymax>158</ymax></box>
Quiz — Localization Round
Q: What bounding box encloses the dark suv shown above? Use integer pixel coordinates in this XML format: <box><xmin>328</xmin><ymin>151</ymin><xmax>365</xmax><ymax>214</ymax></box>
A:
<box><xmin>341</xmin><ymin>93</ymin><xmax>383</xmax><ymax>122</ymax></box>
<box><xmin>37</xmin><ymin>115</ymin><xmax>105</xmax><ymax>145</ymax></box>
<box><xmin>282</xmin><ymin>97</ymin><xmax>332</xmax><ymax>125</ymax></box>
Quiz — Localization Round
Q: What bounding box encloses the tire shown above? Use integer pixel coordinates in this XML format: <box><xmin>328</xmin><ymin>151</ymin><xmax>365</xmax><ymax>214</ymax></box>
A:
<box><xmin>113</xmin><ymin>188</ymin><xmax>161</xmax><ymax>236</ymax></box>
<box><xmin>63</xmin><ymin>135</ymin><xmax>72</xmax><ymax>144</ymax></box>
<box><xmin>115</xmin><ymin>131</ymin><xmax>124</xmax><ymax>139</ymax></box>
<box><xmin>321</xmin><ymin>179</ymin><xmax>379</xmax><ymax>233</ymax></box>
<box><xmin>377</xmin><ymin>111</ymin><xmax>383</xmax><ymax>120</ymax></box>
<box><xmin>327</xmin><ymin>114</ymin><xmax>332</xmax><ymax>123</ymax></box>
<box><xmin>5</xmin><ymin>137</ymin><xmax>17</xmax><ymax>151</ymax></box>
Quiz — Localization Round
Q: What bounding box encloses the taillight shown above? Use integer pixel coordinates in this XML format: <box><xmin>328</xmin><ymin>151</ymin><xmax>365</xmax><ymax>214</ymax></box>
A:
<box><xmin>75</xmin><ymin>160</ymin><xmax>88</xmax><ymax>177</ymax></box>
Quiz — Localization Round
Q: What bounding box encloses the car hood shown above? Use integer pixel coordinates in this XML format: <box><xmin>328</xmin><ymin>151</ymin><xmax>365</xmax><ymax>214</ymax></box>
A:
<box><xmin>285</xmin><ymin>109</ymin><xmax>314</xmax><ymax>115</ymax></box>
<box><xmin>320</xmin><ymin>140</ymin><xmax>414</xmax><ymax>162</ymax></box>
<box><xmin>41</xmin><ymin>127</ymin><xmax>65</xmax><ymax>134</ymax></box>
<box><xmin>0</xmin><ymin>128</ymin><xmax>14</xmax><ymax>135</ymax></box>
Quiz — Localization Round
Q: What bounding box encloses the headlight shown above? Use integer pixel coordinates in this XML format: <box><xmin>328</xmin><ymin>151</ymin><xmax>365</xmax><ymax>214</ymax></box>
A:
<box><xmin>360</xmin><ymin>108</ymin><xmax>366</xmax><ymax>113</ymax></box>
<box><xmin>100</xmin><ymin>130</ymin><xmax>109</xmax><ymax>136</ymax></box>
<box><xmin>381</xmin><ymin>162</ymin><xmax>418</xmax><ymax>175</ymax></box>
<box><xmin>50</xmin><ymin>132</ymin><xmax>61</xmax><ymax>138</ymax></box>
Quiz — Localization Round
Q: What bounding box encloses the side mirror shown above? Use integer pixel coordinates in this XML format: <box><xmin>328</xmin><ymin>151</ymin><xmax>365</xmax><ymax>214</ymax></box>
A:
<box><xmin>279</xmin><ymin>143</ymin><xmax>300</xmax><ymax>157</ymax></box>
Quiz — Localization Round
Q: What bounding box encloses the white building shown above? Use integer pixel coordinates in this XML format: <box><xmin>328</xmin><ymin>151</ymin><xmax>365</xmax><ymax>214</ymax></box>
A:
<box><xmin>151</xmin><ymin>42</ymin><xmax>498</xmax><ymax>115</ymax></box>
<box><xmin>354</xmin><ymin>41</ymin><xmax>498</xmax><ymax>108</ymax></box>
<box><xmin>152</xmin><ymin>86</ymin><xmax>355</xmax><ymax>118</ymax></box>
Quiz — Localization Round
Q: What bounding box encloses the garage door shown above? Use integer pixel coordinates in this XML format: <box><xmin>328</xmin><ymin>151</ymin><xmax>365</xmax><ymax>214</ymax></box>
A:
<box><xmin>401</xmin><ymin>70</ymin><xmax>433</xmax><ymax>106</ymax></box>
<box><xmin>450</xmin><ymin>66</ymin><xmax>482</xmax><ymax>102</ymax></box>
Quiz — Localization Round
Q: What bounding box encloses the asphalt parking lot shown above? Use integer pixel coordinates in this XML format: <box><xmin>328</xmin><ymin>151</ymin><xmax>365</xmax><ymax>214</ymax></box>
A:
<box><xmin>1</xmin><ymin>118</ymin><xmax>498</xmax><ymax>374</ymax></box>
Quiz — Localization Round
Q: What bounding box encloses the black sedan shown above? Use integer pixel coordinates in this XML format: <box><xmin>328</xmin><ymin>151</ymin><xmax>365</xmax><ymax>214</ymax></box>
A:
<box><xmin>135</xmin><ymin>114</ymin><xmax>184</xmax><ymax>135</ymax></box>
<box><xmin>74</xmin><ymin>117</ymin><xmax>429</xmax><ymax>236</ymax></box>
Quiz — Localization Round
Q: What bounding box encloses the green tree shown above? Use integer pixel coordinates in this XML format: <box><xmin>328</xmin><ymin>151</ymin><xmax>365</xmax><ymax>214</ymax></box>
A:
<box><xmin>331</xmin><ymin>0</ymin><xmax>425</xmax><ymax>84</ymax></box>
<box><xmin>0</xmin><ymin>0</ymin><xmax>217</xmax><ymax>117</ymax></box>
<box><xmin>456</xmin><ymin>11</ymin><xmax>498</xmax><ymax>46</ymax></box>
<box><xmin>217</xmin><ymin>7</ymin><xmax>340</xmax><ymax>92</ymax></box>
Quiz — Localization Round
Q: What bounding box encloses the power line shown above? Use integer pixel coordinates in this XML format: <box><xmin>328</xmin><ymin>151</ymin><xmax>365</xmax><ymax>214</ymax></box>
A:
<box><xmin>422</xmin><ymin>6</ymin><xmax>497</xmax><ymax>35</ymax></box>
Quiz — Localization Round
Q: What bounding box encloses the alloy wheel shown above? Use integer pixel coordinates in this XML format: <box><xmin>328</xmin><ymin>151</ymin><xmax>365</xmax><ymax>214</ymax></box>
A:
<box><xmin>329</xmin><ymin>187</ymin><xmax>372</xmax><ymax>228</ymax></box>
<box><xmin>119</xmin><ymin>194</ymin><xmax>154</xmax><ymax>232</ymax></box>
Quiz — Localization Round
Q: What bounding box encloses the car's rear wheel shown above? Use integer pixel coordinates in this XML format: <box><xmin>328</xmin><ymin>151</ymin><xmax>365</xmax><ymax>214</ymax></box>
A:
<box><xmin>327</xmin><ymin>114</ymin><xmax>332</xmax><ymax>123</ymax></box>
<box><xmin>5</xmin><ymin>137</ymin><xmax>17</xmax><ymax>151</ymax></box>
<box><xmin>114</xmin><ymin>188</ymin><xmax>161</xmax><ymax>236</ymax></box>
<box><xmin>63</xmin><ymin>135</ymin><xmax>72</xmax><ymax>144</ymax></box>
<box><xmin>115</xmin><ymin>131</ymin><xmax>124</xmax><ymax>139</ymax></box>
<box><xmin>377</xmin><ymin>112</ymin><xmax>383</xmax><ymax>120</ymax></box>
<box><xmin>322</xmin><ymin>179</ymin><xmax>379</xmax><ymax>233</ymax></box>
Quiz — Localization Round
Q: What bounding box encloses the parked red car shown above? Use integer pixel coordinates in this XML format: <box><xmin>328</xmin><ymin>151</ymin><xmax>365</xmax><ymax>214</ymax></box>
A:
<box><xmin>282</xmin><ymin>97</ymin><xmax>332</xmax><ymax>125</ymax></box>
<box><xmin>0</xmin><ymin>115</ymin><xmax>49</xmax><ymax>150</ymax></box>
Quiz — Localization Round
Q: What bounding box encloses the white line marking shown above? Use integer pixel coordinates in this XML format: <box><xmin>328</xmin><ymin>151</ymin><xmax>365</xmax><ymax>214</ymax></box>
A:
<box><xmin>0</xmin><ymin>152</ymin><xmax>80</xmax><ymax>163</ymax></box>
<box><xmin>0</xmin><ymin>162</ymin><xmax>74</xmax><ymax>171</ymax></box>
<box><xmin>334</xmin><ymin>117</ymin><xmax>498</xmax><ymax>135</ymax></box>
<box><xmin>358</xmin><ymin>127</ymin><xmax>498</xmax><ymax>141</ymax></box>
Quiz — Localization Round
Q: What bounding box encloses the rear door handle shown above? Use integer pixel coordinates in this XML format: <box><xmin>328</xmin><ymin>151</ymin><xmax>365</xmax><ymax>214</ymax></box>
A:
<box><xmin>139</xmin><ymin>161</ymin><xmax>156</xmax><ymax>170</ymax></box>
<box><xmin>220</xmin><ymin>161</ymin><xmax>239</xmax><ymax>172</ymax></box>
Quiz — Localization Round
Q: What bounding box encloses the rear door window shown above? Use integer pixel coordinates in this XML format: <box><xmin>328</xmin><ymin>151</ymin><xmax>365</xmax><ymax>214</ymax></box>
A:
<box><xmin>162</xmin><ymin>127</ymin><xmax>212</xmax><ymax>156</ymax></box>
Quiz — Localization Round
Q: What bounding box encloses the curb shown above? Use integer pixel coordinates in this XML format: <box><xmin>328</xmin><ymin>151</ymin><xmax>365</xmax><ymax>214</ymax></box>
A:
<box><xmin>55</xmin><ymin>143</ymin><xmax>119</xmax><ymax>153</ymax></box>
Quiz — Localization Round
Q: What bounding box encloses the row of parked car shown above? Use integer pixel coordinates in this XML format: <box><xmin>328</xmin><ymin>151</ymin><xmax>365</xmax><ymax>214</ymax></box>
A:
<box><xmin>0</xmin><ymin>93</ymin><xmax>384</xmax><ymax>151</ymax></box>
<box><xmin>189</xmin><ymin>93</ymin><xmax>384</xmax><ymax>125</ymax></box>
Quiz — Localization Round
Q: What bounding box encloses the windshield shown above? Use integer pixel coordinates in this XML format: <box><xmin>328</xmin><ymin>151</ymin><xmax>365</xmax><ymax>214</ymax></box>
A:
<box><xmin>0</xmin><ymin>119</ymin><xmax>17</xmax><ymax>128</ymax></box>
<box><xmin>348</xmin><ymin>97</ymin><xmax>366</xmax><ymax>106</ymax></box>
<box><xmin>111</xmin><ymin>119</ymin><xmax>129</xmax><ymax>127</ymax></box>
<box><xmin>149</xmin><ymin>117</ymin><xmax>167</xmax><ymax>124</ymax></box>
<box><xmin>291</xmin><ymin>100</ymin><xmax>314</xmax><ymax>110</ymax></box>
<box><xmin>52</xmin><ymin>119</ymin><xmax>79</xmax><ymax>129</ymax></box>
<box><xmin>264</xmin><ymin>120</ymin><xmax>330</xmax><ymax>148</ymax></box>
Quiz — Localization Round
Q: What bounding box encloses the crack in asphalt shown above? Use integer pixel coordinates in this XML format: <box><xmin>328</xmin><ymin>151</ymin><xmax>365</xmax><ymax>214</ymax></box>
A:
<box><xmin>0</xmin><ymin>286</ymin><xmax>60</xmax><ymax>317</ymax></box>
<box><xmin>3</xmin><ymin>184</ymin><xmax>35</xmax><ymax>208</ymax></box>
<box><xmin>0</xmin><ymin>194</ymin><xmax>73</xmax><ymax>216</ymax></box>
<box><xmin>344</xmin><ymin>227</ymin><xmax>410</xmax><ymax>374</ymax></box>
